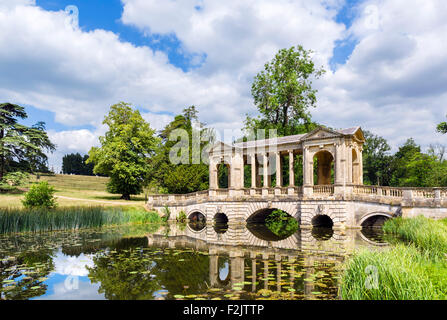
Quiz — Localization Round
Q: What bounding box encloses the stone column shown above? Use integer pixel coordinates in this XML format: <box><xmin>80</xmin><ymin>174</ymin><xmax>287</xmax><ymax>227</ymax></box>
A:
<box><xmin>288</xmin><ymin>150</ymin><xmax>295</xmax><ymax>186</ymax></box>
<box><xmin>209</xmin><ymin>160</ymin><xmax>218</xmax><ymax>189</ymax></box>
<box><xmin>335</xmin><ymin>142</ymin><xmax>343</xmax><ymax>185</ymax></box>
<box><xmin>302</xmin><ymin>147</ymin><xmax>313</xmax><ymax>196</ymax></box>
<box><xmin>358</xmin><ymin>147</ymin><xmax>363</xmax><ymax>185</ymax></box>
<box><xmin>347</xmin><ymin>144</ymin><xmax>353</xmax><ymax>184</ymax></box>
<box><xmin>275</xmin><ymin>152</ymin><xmax>282</xmax><ymax>187</ymax></box>
<box><xmin>251</xmin><ymin>154</ymin><xmax>256</xmax><ymax>189</ymax></box>
<box><xmin>263</xmin><ymin>153</ymin><xmax>269</xmax><ymax>188</ymax></box>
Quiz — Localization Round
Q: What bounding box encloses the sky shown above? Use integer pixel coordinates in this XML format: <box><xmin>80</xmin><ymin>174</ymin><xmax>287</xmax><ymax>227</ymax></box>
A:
<box><xmin>1</xmin><ymin>0</ymin><xmax>446</xmax><ymax>172</ymax></box>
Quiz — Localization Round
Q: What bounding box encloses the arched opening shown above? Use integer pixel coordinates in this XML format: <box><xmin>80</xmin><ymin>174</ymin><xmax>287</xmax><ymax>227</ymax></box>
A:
<box><xmin>217</xmin><ymin>162</ymin><xmax>230</xmax><ymax>189</ymax></box>
<box><xmin>246</xmin><ymin>208</ymin><xmax>298</xmax><ymax>241</ymax></box>
<box><xmin>361</xmin><ymin>214</ymin><xmax>391</xmax><ymax>228</ymax></box>
<box><xmin>213</xmin><ymin>212</ymin><xmax>229</xmax><ymax>234</ymax></box>
<box><xmin>188</xmin><ymin>212</ymin><xmax>206</xmax><ymax>231</ymax></box>
<box><xmin>352</xmin><ymin>149</ymin><xmax>360</xmax><ymax>184</ymax></box>
<box><xmin>214</xmin><ymin>212</ymin><xmax>229</xmax><ymax>224</ymax></box>
<box><xmin>311</xmin><ymin>214</ymin><xmax>334</xmax><ymax>228</ymax></box>
<box><xmin>313</xmin><ymin>150</ymin><xmax>334</xmax><ymax>185</ymax></box>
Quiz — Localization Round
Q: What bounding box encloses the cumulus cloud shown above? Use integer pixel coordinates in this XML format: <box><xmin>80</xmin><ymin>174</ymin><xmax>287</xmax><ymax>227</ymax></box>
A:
<box><xmin>1</xmin><ymin>0</ymin><xmax>446</xmax><ymax>171</ymax></box>
<box><xmin>313</xmin><ymin>0</ymin><xmax>447</xmax><ymax>150</ymax></box>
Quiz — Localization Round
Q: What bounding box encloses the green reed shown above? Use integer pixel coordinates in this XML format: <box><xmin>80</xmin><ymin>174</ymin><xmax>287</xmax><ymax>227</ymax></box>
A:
<box><xmin>340</xmin><ymin>244</ymin><xmax>445</xmax><ymax>300</ymax></box>
<box><xmin>383</xmin><ymin>216</ymin><xmax>447</xmax><ymax>259</ymax></box>
<box><xmin>0</xmin><ymin>207</ymin><xmax>161</xmax><ymax>234</ymax></box>
<box><xmin>342</xmin><ymin>216</ymin><xmax>447</xmax><ymax>300</ymax></box>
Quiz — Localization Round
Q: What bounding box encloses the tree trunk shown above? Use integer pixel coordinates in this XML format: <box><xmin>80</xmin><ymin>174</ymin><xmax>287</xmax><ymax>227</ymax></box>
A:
<box><xmin>121</xmin><ymin>194</ymin><xmax>131</xmax><ymax>200</ymax></box>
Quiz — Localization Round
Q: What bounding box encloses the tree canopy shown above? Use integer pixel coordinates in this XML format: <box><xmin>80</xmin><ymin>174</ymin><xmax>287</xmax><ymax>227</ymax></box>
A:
<box><xmin>244</xmin><ymin>45</ymin><xmax>324</xmax><ymax>137</ymax></box>
<box><xmin>62</xmin><ymin>153</ymin><xmax>94</xmax><ymax>175</ymax></box>
<box><xmin>0</xmin><ymin>103</ymin><xmax>55</xmax><ymax>179</ymax></box>
<box><xmin>437</xmin><ymin>114</ymin><xmax>447</xmax><ymax>134</ymax></box>
<box><xmin>87</xmin><ymin>102</ymin><xmax>159</xmax><ymax>200</ymax></box>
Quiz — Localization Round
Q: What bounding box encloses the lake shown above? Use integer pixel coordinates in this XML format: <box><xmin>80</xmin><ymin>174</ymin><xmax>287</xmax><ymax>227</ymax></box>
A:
<box><xmin>0</xmin><ymin>222</ymin><xmax>388</xmax><ymax>300</ymax></box>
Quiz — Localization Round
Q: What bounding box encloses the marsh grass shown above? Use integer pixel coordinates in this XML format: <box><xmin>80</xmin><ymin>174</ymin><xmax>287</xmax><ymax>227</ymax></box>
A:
<box><xmin>383</xmin><ymin>216</ymin><xmax>447</xmax><ymax>259</ymax></box>
<box><xmin>342</xmin><ymin>216</ymin><xmax>447</xmax><ymax>300</ymax></box>
<box><xmin>0</xmin><ymin>206</ymin><xmax>161</xmax><ymax>234</ymax></box>
<box><xmin>341</xmin><ymin>244</ymin><xmax>445</xmax><ymax>300</ymax></box>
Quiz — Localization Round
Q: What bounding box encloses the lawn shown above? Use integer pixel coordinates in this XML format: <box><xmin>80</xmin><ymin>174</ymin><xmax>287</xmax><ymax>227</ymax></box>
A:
<box><xmin>0</xmin><ymin>174</ymin><xmax>148</xmax><ymax>208</ymax></box>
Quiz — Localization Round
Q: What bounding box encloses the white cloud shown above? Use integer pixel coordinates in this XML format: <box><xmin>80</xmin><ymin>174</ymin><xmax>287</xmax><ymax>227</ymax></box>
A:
<box><xmin>1</xmin><ymin>0</ymin><xmax>447</xmax><ymax>170</ymax></box>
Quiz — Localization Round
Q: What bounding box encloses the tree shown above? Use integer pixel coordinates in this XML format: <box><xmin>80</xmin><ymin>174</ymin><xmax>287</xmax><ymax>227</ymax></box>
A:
<box><xmin>0</xmin><ymin>103</ymin><xmax>55</xmax><ymax>178</ymax></box>
<box><xmin>244</xmin><ymin>45</ymin><xmax>325</xmax><ymax>137</ymax></box>
<box><xmin>62</xmin><ymin>153</ymin><xmax>94</xmax><ymax>175</ymax></box>
<box><xmin>86</xmin><ymin>102</ymin><xmax>159</xmax><ymax>200</ymax></box>
<box><xmin>437</xmin><ymin>115</ymin><xmax>447</xmax><ymax>134</ymax></box>
<box><xmin>362</xmin><ymin>130</ymin><xmax>393</xmax><ymax>186</ymax></box>
<box><xmin>147</xmin><ymin>106</ymin><xmax>213</xmax><ymax>194</ymax></box>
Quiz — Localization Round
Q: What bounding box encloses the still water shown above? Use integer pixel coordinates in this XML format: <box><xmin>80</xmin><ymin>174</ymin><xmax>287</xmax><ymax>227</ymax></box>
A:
<box><xmin>0</xmin><ymin>222</ymin><xmax>388</xmax><ymax>300</ymax></box>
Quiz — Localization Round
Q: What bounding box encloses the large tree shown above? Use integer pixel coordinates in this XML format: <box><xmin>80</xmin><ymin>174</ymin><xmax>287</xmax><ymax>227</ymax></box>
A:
<box><xmin>0</xmin><ymin>103</ymin><xmax>55</xmax><ymax>179</ymax></box>
<box><xmin>147</xmin><ymin>106</ymin><xmax>213</xmax><ymax>194</ymax></box>
<box><xmin>62</xmin><ymin>153</ymin><xmax>94</xmax><ymax>175</ymax></box>
<box><xmin>244</xmin><ymin>45</ymin><xmax>324</xmax><ymax>137</ymax></box>
<box><xmin>87</xmin><ymin>102</ymin><xmax>159</xmax><ymax>200</ymax></box>
<box><xmin>362</xmin><ymin>130</ymin><xmax>393</xmax><ymax>186</ymax></box>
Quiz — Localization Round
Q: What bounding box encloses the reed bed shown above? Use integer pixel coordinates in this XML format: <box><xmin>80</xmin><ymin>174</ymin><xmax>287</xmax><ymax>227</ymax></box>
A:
<box><xmin>341</xmin><ymin>244</ymin><xmax>445</xmax><ymax>300</ymax></box>
<box><xmin>0</xmin><ymin>206</ymin><xmax>161</xmax><ymax>234</ymax></box>
<box><xmin>342</xmin><ymin>216</ymin><xmax>447</xmax><ymax>300</ymax></box>
<box><xmin>383</xmin><ymin>216</ymin><xmax>447</xmax><ymax>259</ymax></box>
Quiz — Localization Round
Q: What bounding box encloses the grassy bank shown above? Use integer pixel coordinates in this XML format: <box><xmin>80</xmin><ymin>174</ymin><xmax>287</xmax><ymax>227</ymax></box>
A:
<box><xmin>341</xmin><ymin>216</ymin><xmax>447</xmax><ymax>300</ymax></box>
<box><xmin>0</xmin><ymin>174</ymin><xmax>148</xmax><ymax>208</ymax></box>
<box><xmin>0</xmin><ymin>206</ymin><xmax>161</xmax><ymax>234</ymax></box>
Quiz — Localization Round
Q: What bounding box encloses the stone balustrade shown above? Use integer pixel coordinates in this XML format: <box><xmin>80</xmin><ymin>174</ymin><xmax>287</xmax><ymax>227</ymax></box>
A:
<box><xmin>147</xmin><ymin>185</ymin><xmax>447</xmax><ymax>208</ymax></box>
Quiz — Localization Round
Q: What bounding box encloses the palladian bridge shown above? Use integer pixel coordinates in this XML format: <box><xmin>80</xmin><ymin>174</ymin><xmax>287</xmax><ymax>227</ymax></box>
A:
<box><xmin>147</xmin><ymin>126</ymin><xmax>447</xmax><ymax>228</ymax></box>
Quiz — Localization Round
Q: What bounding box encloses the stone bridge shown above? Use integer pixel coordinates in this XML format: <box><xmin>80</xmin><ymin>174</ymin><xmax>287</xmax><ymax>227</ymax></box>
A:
<box><xmin>147</xmin><ymin>126</ymin><xmax>447</xmax><ymax>228</ymax></box>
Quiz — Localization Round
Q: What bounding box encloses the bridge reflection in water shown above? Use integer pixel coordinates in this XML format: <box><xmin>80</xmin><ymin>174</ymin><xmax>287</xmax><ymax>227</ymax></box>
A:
<box><xmin>146</xmin><ymin>222</ymin><xmax>388</xmax><ymax>299</ymax></box>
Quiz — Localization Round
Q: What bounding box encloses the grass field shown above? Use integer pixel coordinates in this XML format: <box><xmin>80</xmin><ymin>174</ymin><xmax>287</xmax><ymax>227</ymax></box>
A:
<box><xmin>0</xmin><ymin>174</ymin><xmax>148</xmax><ymax>208</ymax></box>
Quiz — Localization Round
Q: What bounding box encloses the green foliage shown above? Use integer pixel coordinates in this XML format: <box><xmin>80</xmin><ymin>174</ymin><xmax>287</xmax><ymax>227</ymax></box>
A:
<box><xmin>383</xmin><ymin>216</ymin><xmax>447</xmax><ymax>260</ymax></box>
<box><xmin>0</xmin><ymin>206</ymin><xmax>161</xmax><ymax>233</ymax></box>
<box><xmin>0</xmin><ymin>171</ymin><xmax>30</xmax><ymax>192</ymax></box>
<box><xmin>62</xmin><ymin>153</ymin><xmax>95</xmax><ymax>175</ymax></box>
<box><xmin>244</xmin><ymin>45</ymin><xmax>324</xmax><ymax>137</ymax></box>
<box><xmin>265</xmin><ymin>209</ymin><xmax>299</xmax><ymax>237</ymax></box>
<box><xmin>0</xmin><ymin>103</ymin><xmax>55</xmax><ymax>178</ymax></box>
<box><xmin>177</xmin><ymin>210</ymin><xmax>187</xmax><ymax>223</ymax></box>
<box><xmin>362</xmin><ymin>130</ymin><xmax>393</xmax><ymax>186</ymax></box>
<box><xmin>437</xmin><ymin>114</ymin><xmax>447</xmax><ymax>134</ymax></box>
<box><xmin>342</xmin><ymin>217</ymin><xmax>447</xmax><ymax>300</ymax></box>
<box><xmin>22</xmin><ymin>181</ymin><xmax>57</xmax><ymax>209</ymax></box>
<box><xmin>147</xmin><ymin>106</ymin><xmax>211</xmax><ymax>194</ymax></box>
<box><xmin>161</xmin><ymin>206</ymin><xmax>171</xmax><ymax>223</ymax></box>
<box><xmin>87</xmin><ymin>102</ymin><xmax>160</xmax><ymax>200</ymax></box>
<box><xmin>341</xmin><ymin>244</ymin><xmax>445</xmax><ymax>300</ymax></box>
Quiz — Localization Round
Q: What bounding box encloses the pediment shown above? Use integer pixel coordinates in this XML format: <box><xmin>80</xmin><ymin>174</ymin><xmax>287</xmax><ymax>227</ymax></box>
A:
<box><xmin>301</xmin><ymin>127</ymin><xmax>342</xmax><ymax>141</ymax></box>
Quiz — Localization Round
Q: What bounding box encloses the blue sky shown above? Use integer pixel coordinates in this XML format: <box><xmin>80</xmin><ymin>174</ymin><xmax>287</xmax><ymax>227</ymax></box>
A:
<box><xmin>1</xmin><ymin>0</ymin><xmax>446</xmax><ymax>171</ymax></box>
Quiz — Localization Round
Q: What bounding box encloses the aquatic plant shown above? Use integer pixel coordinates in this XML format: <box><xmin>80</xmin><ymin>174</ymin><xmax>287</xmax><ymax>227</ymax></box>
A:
<box><xmin>0</xmin><ymin>206</ymin><xmax>160</xmax><ymax>234</ymax></box>
<box><xmin>161</xmin><ymin>205</ymin><xmax>171</xmax><ymax>223</ymax></box>
<box><xmin>383</xmin><ymin>216</ymin><xmax>447</xmax><ymax>259</ymax></box>
<box><xmin>341</xmin><ymin>244</ymin><xmax>445</xmax><ymax>300</ymax></box>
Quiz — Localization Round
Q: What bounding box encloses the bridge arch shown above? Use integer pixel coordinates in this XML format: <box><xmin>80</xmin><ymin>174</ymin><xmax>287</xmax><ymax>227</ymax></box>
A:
<box><xmin>214</xmin><ymin>212</ymin><xmax>229</xmax><ymax>224</ymax></box>
<box><xmin>243</xmin><ymin>202</ymin><xmax>298</xmax><ymax>222</ymax></box>
<box><xmin>359</xmin><ymin>212</ymin><xmax>393</xmax><ymax>228</ymax></box>
<box><xmin>311</xmin><ymin>214</ymin><xmax>334</xmax><ymax>228</ymax></box>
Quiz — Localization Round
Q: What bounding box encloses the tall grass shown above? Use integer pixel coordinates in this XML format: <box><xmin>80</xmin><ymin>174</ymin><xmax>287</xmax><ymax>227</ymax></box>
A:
<box><xmin>383</xmin><ymin>216</ymin><xmax>447</xmax><ymax>259</ymax></box>
<box><xmin>342</xmin><ymin>216</ymin><xmax>447</xmax><ymax>300</ymax></box>
<box><xmin>341</xmin><ymin>244</ymin><xmax>445</xmax><ymax>300</ymax></box>
<box><xmin>0</xmin><ymin>206</ymin><xmax>161</xmax><ymax>234</ymax></box>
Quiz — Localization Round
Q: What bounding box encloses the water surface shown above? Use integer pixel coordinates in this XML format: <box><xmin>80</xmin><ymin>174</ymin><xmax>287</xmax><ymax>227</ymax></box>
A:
<box><xmin>0</xmin><ymin>223</ymin><xmax>388</xmax><ymax>300</ymax></box>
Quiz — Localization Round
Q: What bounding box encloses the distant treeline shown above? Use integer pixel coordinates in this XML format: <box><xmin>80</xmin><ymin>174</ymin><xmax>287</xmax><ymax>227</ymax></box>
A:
<box><xmin>62</xmin><ymin>153</ymin><xmax>95</xmax><ymax>176</ymax></box>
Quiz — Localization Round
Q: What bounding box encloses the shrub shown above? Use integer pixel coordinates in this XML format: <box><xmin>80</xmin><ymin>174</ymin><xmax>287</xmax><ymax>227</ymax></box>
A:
<box><xmin>0</xmin><ymin>171</ymin><xmax>30</xmax><ymax>192</ymax></box>
<box><xmin>22</xmin><ymin>181</ymin><xmax>57</xmax><ymax>209</ymax></box>
<box><xmin>161</xmin><ymin>205</ymin><xmax>171</xmax><ymax>223</ymax></box>
<box><xmin>177</xmin><ymin>210</ymin><xmax>187</xmax><ymax>223</ymax></box>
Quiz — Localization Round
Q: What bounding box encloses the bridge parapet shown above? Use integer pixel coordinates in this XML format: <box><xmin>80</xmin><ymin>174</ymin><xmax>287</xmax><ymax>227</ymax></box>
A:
<box><xmin>147</xmin><ymin>185</ymin><xmax>447</xmax><ymax>210</ymax></box>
